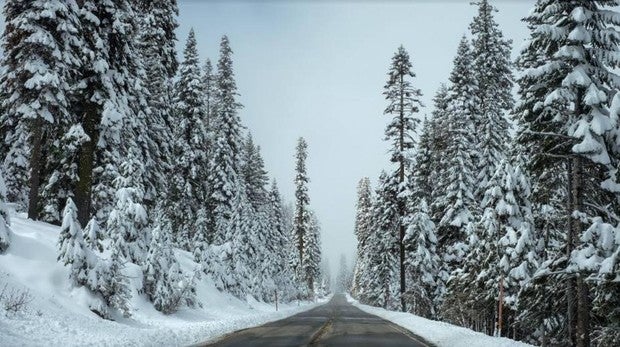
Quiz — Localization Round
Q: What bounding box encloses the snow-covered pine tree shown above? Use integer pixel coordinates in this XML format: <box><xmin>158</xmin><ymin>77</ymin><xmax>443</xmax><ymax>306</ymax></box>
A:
<box><xmin>453</xmin><ymin>156</ymin><xmax>537</xmax><ymax>336</ymax></box>
<box><xmin>515</xmin><ymin>1</ymin><xmax>620</xmax><ymax>344</ymax></box>
<box><xmin>433</xmin><ymin>37</ymin><xmax>479</xmax><ymax>310</ymax></box>
<box><xmin>0</xmin><ymin>170</ymin><xmax>10</xmax><ymax>253</ymax></box>
<box><xmin>428</xmin><ymin>84</ymin><xmax>451</xmax><ymax>223</ymax></box>
<box><xmin>57</xmin><ymin>198</ymin><xmax>91</xmax><ymax>287</ymax></box>
<box><xmin>74</xmin><ymin>0</ymin><xmax>145</xmax><ymax>226</ymax></box>
<box><xmin>383</xmin><ymin>45</ymin><xmax>424</xmax><ymax>312</ymax></box>
<box><xmin>143</xmin><ymin>224</ymin><xmax>197</xmax><ymax>314</ymax></box>
<box><xmin>303</xmin><ymin>210</ymin><xmax>322</xmax><ymax>297</ymax></box>
<box><xmin>208</xmin><ymin>35</ymin><xmax>244</xmax><ymax>246</ymax></box>
<box><xmin>403</xmin><ymin>199</ymin><xmax>439</xmax><ymax>318</ymax></box>
<box><xmin>292</xmin><ymin>137</ymin><xmax>311</xmax><ymax>295</ymax></box>
<box><xmin>0</xmin><ymin>0</ymin><xmax>82</xmax><ymax>219</ymax></box>
<box><xmin>267</xmin><ymin>180</ymin><xmax>296</xmax><ymax>301</ymax></box>
<box><xmin>412</xmin><ymin>118</ymin><xmax>434</xmax><ymax>204</ymax></box>
<box><xmin>84</xmin><ymin>218</ymin><xmax>103</xmax><ymax>253</ymax></box>
<box><xmin>363</xmin><ymin>171</ymin><xmax>400</xmax><ymax>309</ymax></box>
<box><xmin>351</xmin><ymin>177</ymin><xmax>373</xmax><ymax>297</ymax></box>
<box><xmin>212</xmin><ymin>186</ymin><xmax>254</xmax><ymax>298</ymax></box>
<box><xmin>469</xmin><ymin>0</ymin><xmax>513</xmax><ymax>197</ymax></box>
<box><xmin>135</xmin><ymin>0</ymin><xmax>179</xmax><ymax>211</ymax></box>
<box><xmin>203</xmin><ymin>59</ymin><xmax>216</xmax><ymax>135</ymax></box>
<box><xmin>105</xmin><ymin>152</ymin><xmax>149</xmax><ymax>266</ymax></box>
<box><xmin>242</xmin><ymin>134</ymin><xmax>269</xmax><ymax>210</ymax></box>
<box><xmin>171</xmin><ymin>29</ymin><xmax>208</xmax><ymax>248</ymax></box>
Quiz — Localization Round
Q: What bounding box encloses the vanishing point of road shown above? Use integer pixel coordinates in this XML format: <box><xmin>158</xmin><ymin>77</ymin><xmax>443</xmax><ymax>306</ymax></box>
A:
<box><xmin>203</xmin><ymin>293</ymin><xmax>434</xmax><ymax>347</ymax></box>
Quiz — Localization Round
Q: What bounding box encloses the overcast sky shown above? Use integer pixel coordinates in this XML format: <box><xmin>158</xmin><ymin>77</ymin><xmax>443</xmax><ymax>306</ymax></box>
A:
<box><xmin>176</xmin><ymin>0</ymin><xmax>536</xmax><ymax>274</ymax></box>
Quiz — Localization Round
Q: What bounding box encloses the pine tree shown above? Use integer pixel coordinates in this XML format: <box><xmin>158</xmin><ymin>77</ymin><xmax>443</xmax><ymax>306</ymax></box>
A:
<box><xmin>208</xmin><ymin>35</ymin><xmax>244</xmax><ymax>245</ymax></box>
<box><xmin>57</xmin><ymin>199</ymin><xmax>91</xmax><ymax>287</ymax></box>
<box><xmin>363</xmin><ymin>172</ymin><xmax>400</xmax><ymax>309</ymax></box>
<box><xmin>84</xmin><ymin>218</ymin><xmax>103</xmax><ymax>253</ymax></box>
<box><xmin>0</xmin><ymin>0</ymin><xmax>82</xmax><ymax>219</ymax></box>
<box><xmin>515</xmin><ymin>1</ymin><xmax>620</xmax><ymax>344</ymax></box>
<box><xmin>469</xmin><ymin>0</ymin><xmax>513</xmax><ymax>196</ymax></box>
<box><xmin>303</xmin><ymin>210</ymin><xmax>322</xmax><ymax>296</ymax></box>
<box><xmin>105</xmin><ymin>154</ymin><xmax>149</xmax><ymax>266</ymax></box>
<box><xmin>403</xmin><ymin>199</ymin><xmax>439</xmax><ymax>318</ymax></box>
<box><xmin>267</xmin><ymin>180</ymin><xmax>296</xmax><ymax>301</ymax></box>
<box><xmin>74</xmin><ymin>0</ymin><xmax>145</xmax><ymax>226</ymax></box>
<box><xmin>351</xmin><ymin>177</ymin><xmax>373</xmax><ymax>297</ymax></box>
<box><xmin>0</xmin><ymin>170</ymin><xmax>10</xmax><ymax>253</ymax></box>
<box><xmin>433</xmin><ymin>37</ymin><xmax>479</xmax><ymax>303</ymax></box>
<box><xmin>171</xmin><ymin>29</ymin><xmax>208</xmax><ymax>247</ymax></box>
<box><xmin>293</xmin><ymin>137</ymin><xmax>311</xmax><ymax>294</ymax></box>
<box><xmin>135</xmin><ymin>0</ymin><xmax>179</xmax><ymax>211</ymax></box>
<box><xmin>383</xmin><ymin>45</ymin><xmax>424</xmax><ymax>311</ymax></box>
<box><xmin>242</xmin><ymin>134</ymin><xmax>269</xmax><ymax>210</ymax></box>
<box><xmin>143</xmin><ymin>224</ymin><xmax>196</xmax><ymax>314</ymax></box>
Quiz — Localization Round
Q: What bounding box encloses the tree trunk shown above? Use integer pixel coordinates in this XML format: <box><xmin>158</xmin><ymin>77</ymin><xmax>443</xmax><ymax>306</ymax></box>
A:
<box><xmin>572</xmin><ymin>156</ymin><xmax>590</xmax><ymax>347</ymax></box>
<box><xmin>399</xmin><ymin>74</ymin><xmax>406</xmax><ymax>313</ymax></box>
<box><xmin>567</xmin><ymin>159</ymin><xmax>577</xmax><ymax>346</ymax></box>
<box><xmin>75</xmin><ymin>103</ymin><xmax>99</xmax><ymax>226</ymax></box>
<box><xmin>27</xmin><ymin>118</ymin><xmax>44</xmax><ymax>220</ymax></box>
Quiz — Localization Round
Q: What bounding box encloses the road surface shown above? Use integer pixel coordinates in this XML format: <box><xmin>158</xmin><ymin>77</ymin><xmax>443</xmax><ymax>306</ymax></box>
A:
<box><xmin>202</xmin><ymin>294</ymin><xmax>432</xmax><ymax>347</ymax></box>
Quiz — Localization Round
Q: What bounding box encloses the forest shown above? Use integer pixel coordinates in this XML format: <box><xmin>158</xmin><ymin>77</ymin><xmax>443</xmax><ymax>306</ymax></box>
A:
<box><xmin>351</xmin><ymin>1</ymin><xmax>620</xmax><ymax>347</ymax></box>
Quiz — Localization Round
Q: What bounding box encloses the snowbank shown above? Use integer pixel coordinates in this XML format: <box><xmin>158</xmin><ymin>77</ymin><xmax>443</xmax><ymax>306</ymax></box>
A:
<box><xmin>0</xmin><ymin>215</ymin><xmax>321</xmax><ymax>346</ymax></box>
<box><xmin>346</xmin><ymin>295</ymin><xmax>534</xmax><ymax>347</ymax></box>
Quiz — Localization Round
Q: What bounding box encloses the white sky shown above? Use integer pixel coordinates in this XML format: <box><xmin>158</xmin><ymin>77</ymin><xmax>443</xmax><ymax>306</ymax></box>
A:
<box><xmin>176</xmin><ymin>0</ymin><xmax>536</xmax><ymax>274</ymax></box>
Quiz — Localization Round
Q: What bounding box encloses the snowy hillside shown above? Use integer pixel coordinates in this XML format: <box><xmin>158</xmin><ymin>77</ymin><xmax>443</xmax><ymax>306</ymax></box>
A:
<box><xmin>347</xmin><ymin>296</ymin><xmax>534</xmax><ymax>347</ymax></box>
<box><xmin>0</xmin><ymin>215</ymin><xmax>321</xmax><ymax>347</ymax></box>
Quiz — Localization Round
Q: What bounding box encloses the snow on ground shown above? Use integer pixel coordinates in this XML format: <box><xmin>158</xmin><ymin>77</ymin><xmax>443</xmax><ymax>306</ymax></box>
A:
<box><xmin>0</xmin><ymin>215</ymin><xmax>322</xmax><ymax>347</ymax></box>
<box><xmin>346</xmin><ymin>295</ymin><xmax>534</xmax><ymax>347</ymax></box>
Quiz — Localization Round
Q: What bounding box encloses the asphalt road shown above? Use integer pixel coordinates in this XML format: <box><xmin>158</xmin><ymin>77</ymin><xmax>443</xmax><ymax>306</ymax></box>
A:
<box><xmin>202</xmin><ymin>294</ymin><xmax>432</xmax><ymax>347</ymax></box>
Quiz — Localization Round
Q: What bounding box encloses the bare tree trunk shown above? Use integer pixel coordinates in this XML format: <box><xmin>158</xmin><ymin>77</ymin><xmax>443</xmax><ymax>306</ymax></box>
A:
<box><xmin>576</xmin><ymin>275</ymin><xmax>590</xmax><ymax>347</ymax></box>
<box><xmin>27</xmin><ymin>118</ymin><xmax>44</xmax><ymax>220</ymax></box>
<box><xmin>572</xmin><ymin>156</ymin><xmax>590</xmax><ymax>347</ymax></box>
<box><xmin>75</xmin><ymin>103</ymin><xmax>99</xmax><ymax>226</ymax></box>
<box><xmin>567</xmin><ymin>159</ymin><xmax>577</xmax><ymax>346</ymax></box>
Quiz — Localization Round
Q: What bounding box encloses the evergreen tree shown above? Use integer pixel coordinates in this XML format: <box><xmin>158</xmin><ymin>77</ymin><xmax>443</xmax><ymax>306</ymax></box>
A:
<box><xmin>293</xmin><ymin>137</ymin><xmax>311</xmax><ymax>293</ymax></box>
<box><xmin>135</xmin><ymin>0</ymin><xmax>179</xmax><ymax>210</ymax></box>
<box><xmin>0</xmin><ymin>0</ymin><xmax>82</xmax><ymax>219</ymax></box>
<box><xmin>84</xmin><ymin>218</ymin><xmax>103</xmax><ymax>253</ymax></box>
<box><xmin>515</xmin><ymin>1</ymin><xmax>620</xmax><ymax>344</ymax></box>
<box><xmin>143</xmin><ymin>225</ymin><xmax>196</xmax><ymax>314</ymax></box>
<box><xmin>303</xmin><ymin>210</ymin><xmax>322</xmax><ymax>296</ymax></box>
<box><xmin>363</xmin><ymin>172</ymin><xmax>400</xmax><ymax>309</ymax></box>
<box><xmin>171</xmin><ymin>29</ymin><xmax>208</xmax><ymax>247</ymax></box>
<box><xmin>267</xmin><ymin>180</ymin><xmax>296</xmax><ymax>301</ymax></box>
<box><xmin>403</xmin><ymin>199</ymin><xmax>439</xmax><ymax>318</ymax></box>
<box><xmin>208</xmin><ymin>35</ymin><xmax>244</xmax><ymax>245</ymax></box>
<box><xmin>433</xmin><ymin>37</ymin><xmax>479</xmax><ymax>302</ymax></box>
<box><xmin>57</xmin><ymin>199</ymin><xmax>91</xmax><ymax>287</ymax></box>
<box><xmin>242</xmin><ymin>134</ymin><xmax>269</xmax><ymax>210</ymax></box>
<box><xmin>74</xmin><ymin>0</ymin><xmax>145</xmax><ymax>226</ymax></box>
<box><xmin>469</xmin><ymin>0</ymin><xmax>514</xmax><ymax>196</ymax></box>
<box><xmin>105</xmin><ymin>154</ymin><xmax>149</xmax><ymax>266</ymax></box>
<box><xmin>383</xmin><ymin>45</ymin><xmax>424</xmax><ymax>311</ymax></box>
<box><xmin>351</xmin><ymin>177</ymin><xmax>373</xmax><ymax>297</ymax></box>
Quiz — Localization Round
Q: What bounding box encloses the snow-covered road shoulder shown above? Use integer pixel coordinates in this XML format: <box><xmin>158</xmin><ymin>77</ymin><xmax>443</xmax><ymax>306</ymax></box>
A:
<box><xmin>0</xmin><ymin>215</ymin><xmax>324</xmax><ymax>347</ymax></box>
<box><xmin>346</xmin><ymin>295</ymin><xmax>534</xmax><ymax>347</ymax></box>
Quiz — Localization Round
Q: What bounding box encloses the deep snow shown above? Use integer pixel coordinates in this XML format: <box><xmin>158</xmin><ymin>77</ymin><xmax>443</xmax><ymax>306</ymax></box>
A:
<box><xmin>346</xmin><ymin>295</ymin><xmax>534</xmax><ymax>347</ymax></box>
<box><xmin>0</xmin><ymin>214</ymin><xmax>322</xmax><ymax>347</ymax></box>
